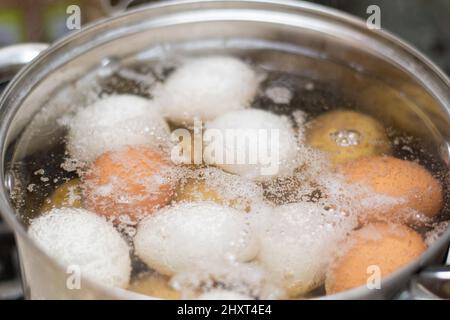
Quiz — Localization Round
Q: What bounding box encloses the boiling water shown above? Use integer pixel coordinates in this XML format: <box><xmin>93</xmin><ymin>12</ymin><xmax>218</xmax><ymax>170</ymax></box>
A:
<box><xmin>8</xmin><ymin>43</ymin><xmax>450</xmax><ymax>299</ymax></box>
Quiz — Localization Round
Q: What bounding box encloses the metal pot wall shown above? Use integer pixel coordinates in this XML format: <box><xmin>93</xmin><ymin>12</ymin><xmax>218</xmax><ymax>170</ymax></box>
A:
<box><xmin>0</xmin><ymin>0</ymin><xmax>449</xmax><ymax>299</ymax></box>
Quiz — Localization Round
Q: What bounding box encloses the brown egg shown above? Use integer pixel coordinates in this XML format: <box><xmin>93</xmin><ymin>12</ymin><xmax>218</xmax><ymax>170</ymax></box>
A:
<box><xmin>305</xmin><ymin>110</ymin><xmax>391</xmax><ymax>165</ymax></box>
<box><xmin>175</xmin><ymin>178</ymin><xmax>225</xmax><ymax>204</ymax></box>
<box><xmin>41</xmin><ymin>179</ymin><xmax>82</xmax><ymax>212</ymax></box>
<box><xmin>174</xmin><ymin>178</ymin><xmax>252</xmax><ymax>212</ymax></box>
<box><xmin>340</xmin><ymin>155</ymin><xmax>443</xmax><ymax>222</ymax></box>
<box><xmin>326</xmin><ymin>223</ymin><xmax>426</xmax><ymax>294</ymax></box>
<box><xmin>128</xmin><ymin>273</ymin><xmax>180</xmax><ymax>299</ymax></box>
<box><xmin>83</xmin><ymin>147</ymin><xmax>176</xmax><ymax>222</ymax></box>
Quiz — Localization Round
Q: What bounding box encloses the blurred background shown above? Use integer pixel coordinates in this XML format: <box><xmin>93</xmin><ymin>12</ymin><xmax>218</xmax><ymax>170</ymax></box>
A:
<box><xmin>0</xmin><ymin>0</ymin><xmax>449</xmax><ymax>73</ymax></box>
<box><xmin>0</xmin><ymin>0</ymin><xmax>449</xmax><ymax>300</ymax></box>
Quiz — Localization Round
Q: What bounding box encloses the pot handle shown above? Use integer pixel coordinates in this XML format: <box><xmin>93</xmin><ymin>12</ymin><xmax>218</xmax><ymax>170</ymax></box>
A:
<box><xmin>0</xmin><ymin>43</ymin><xmax>49</xmax><ymax>84</ymax></box>
<box><xmin>398</xmin><ymin>265</ymin><xmax>450</xmax><ymax>299</ymax></box>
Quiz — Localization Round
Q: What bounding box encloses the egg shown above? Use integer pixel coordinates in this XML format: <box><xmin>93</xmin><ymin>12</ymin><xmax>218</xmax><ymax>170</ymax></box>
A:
<box><xmin>134</xmin><ymin>202</ymin><xmax>258</xmax><ymax>276</ymax></box>
<box><xmin>128</xmin><ymin>273</ymin><xmax>181</xmax><ymax>299</ymax></box>
<box><xmin>175</xmin><ymin>179</ymin><xmax>230</xmax><ymax>205</ymax></box>
<box><xmin>41</xmin><ymin>179</ymin><xmax>82</xmax><ymax>212</ymax></box>
<box><xmin>197</xmin><ymin>289</ymin><xmax>253</xmax><ymax>300</ymax></box>
<box><xmin>82</xmin><ymin>147</ymin><xmax>176</xmax><ymax>223</ymax></box>
<box><xmin>340</xmin><ymin>155</ymin><xmax>443</xmax><ymax>222</ymax></box>
<box><xmin>28</xmin><ymin>208</ymin><xmax>131</xmax><ymax>288</ymax></box>
<box><xmin>154</xmin><ymin>56</ymin><xmax>260</xmax><ymax>125</ymax></box>
<box><xmin>325</xmin><ymin>223</ymin><xmax>426</xmax><ymax>294</ymax></box>
<box><xmin>67</xmin><ymin>94</ymin><xmax>170</xmax><ymax>163</ymax></box>
<box><xmin>257</xmin><ymin>202</ymin><xmax>357</xmax><ymax>297</ymax></box>
<box><xmin>174</xmin><ymin>167</ymin><xmax>262</xmax><ymax>212</ymax></box>
<box><xmin>305</xmin><ymin>110</ymin><xmax>391</xmax><ymax>165</ymax></box>
<box><xmin>203</xmin><ymin>109</ymin><xmax>298</xmax><ymax>181</ymax></box>
<box><xmin>358</xmin><ymin>83</ymin><xmax>434</xmax><ymax>138</ymax></box>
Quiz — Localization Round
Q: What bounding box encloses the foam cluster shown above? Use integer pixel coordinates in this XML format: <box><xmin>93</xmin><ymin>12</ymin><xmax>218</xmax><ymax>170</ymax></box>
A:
<box><xmin>257</xmin><ymin>201</ymin><xmax>357</xmax><ymax>297</ymax></box>
<box><xmin>204</xmin><ymin>109</ymin><xmax>298</xmax><ymax>181</ymax></box>
<box><xmin>134</xmin><ymin>202</ymin><xmax>259</xmax><ymax>276</ymax></box>
<box><xmin>154</xmin><ymin>56</ymin><xmax>261</xmax><ymax>125</ymax></box>
<box><xmin>28</xmin><ymin>208</ymin><xmax>131</xmax><ymax>288</ymax></box>
<box><xmin>67</xmin><ymin>94</ymin><xmax>170</xmax><ymax>163</ymax></box>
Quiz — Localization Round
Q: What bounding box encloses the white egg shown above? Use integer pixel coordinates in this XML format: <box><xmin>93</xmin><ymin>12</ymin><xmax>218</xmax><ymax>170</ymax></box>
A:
<box><xmin>28</xmin><ymin>208</ymin><xmax>131</xmax><ymax>288</ymax></box>
<box><xmin>257</xmin><ymin>202</ymin><xmax>356</xmax><ymax>297</ymax></box>
<box><xmin>134</xmin><ymin>202</ymin><xmax>259</xmax><ymax>276</ymax></box>
<box><xmin>203</xmin><ymin>109</ymin><xmax>298</xmax><ymax>181</ymax></box>
<box><xmin>197</xmin><ymin>289</ymin><xmax>253</xmax><ymax>300</ymax></box>
<box><xmin>67</xmin><ymin>94</ymin><xmax>170</xmax><ymax>163</ymax></box>
<box><xmin>154</xmin><ymin>56</ymin><xmax>260</xmax><ymax>125</ymax></box>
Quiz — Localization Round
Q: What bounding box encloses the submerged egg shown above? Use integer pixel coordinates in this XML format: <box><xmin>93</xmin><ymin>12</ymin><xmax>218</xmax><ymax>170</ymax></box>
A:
<box><xmin>41</xmin><ymin>179</ymin><xmax>82</xmax><ymax>212</ymax></box>
<box><xmin>203</xmin><ymin>109</ymin><xmax>298</xmax><ymax>181</ymax></box>
<box><xmin>134</xmin><ymin>202</ymin><xmax>258</xmax><ymax>276</ymax></box>
<box><xmin>175</xmin><ymin>179</ymin><xmax>231</xmax><ymax>206</ymax></box>
<box><xmin>128</xmin><ymin>273</ymin><xmax>181</xmax><ymax>299</ymax></box>
<box><xmin>67</xmin><ymin>94</ymin><xmax>170</xmax><ymax>163</ymax></box>
<box><xmin>174</xmin><ymin>177</ymin><xmax>256</xmax><ymax>212</ymax></box>
<box><xmin>154</xmin><ymin>56</ymin><xmax>260</xmax><ymax>125</ymax></box>
<box><xmin>340</xmin><ymin>155</ymin><xmax>443</xmax><ymax>222</ymax></box>
<box><xmin>28</xmin><ymin>208</ymin><xmax>131</xmax><ymax>288</ymax></box>
<box><xmin>325</xmin><ymin>223</ymin><xmax>426</xmax><ymax>294</ymax></box>
<box><xmin>305</xmin><ymin>110</ymin><xmax>391</xmax><ymax>165</ymax></box>
<box><xmin>174</xmin><ymin>167</ymin><xmax>262</xmax><ymax>212</ymax></box>
<box><xmin>82</xmin><ymin>147</ymin><xmax>176</xmax><ymax>222</ymax></box>
<box><xmin>257</xmin><ymin>202</ymin><xmax>356</xmax><ymax>297</ymax></box>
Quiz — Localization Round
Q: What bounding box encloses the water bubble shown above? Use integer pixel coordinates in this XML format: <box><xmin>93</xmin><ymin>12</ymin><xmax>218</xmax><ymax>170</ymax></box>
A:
<box><xmin>97</xmin><ymin>57</ymin><xmax>121</xmax><ymax>78</ymax></box>
<box><xmin>330</xmin><ymin>129</ymin><xmax>360</xmax><ymax>147</ymax></box>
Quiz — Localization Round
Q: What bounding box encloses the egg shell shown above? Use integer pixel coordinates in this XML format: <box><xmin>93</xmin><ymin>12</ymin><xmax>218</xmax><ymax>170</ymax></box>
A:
<box><xmin>340</xmin><ymin>155</ymin><xmax>443</xmax><ymax>222</ymax></box>
<box><xmin>28</xmin><ymin>208</ymin><xmax>131</xmax><ymax>288</ymax></box>
<box><xmin>41</xmin><ymin>178</ymin><xmax>82</xmax><ymax>212</ymax></box>
<box><xmin>134</xmin><ymin>202</ymin><xmax>259</xmax><ymax>276</ymax></box>
<box><xmin>174</xmin><ymin>167</ymin><xmax>263</xmax><ymax>212</ymax></box>
<box><xmin>82</xmin><ymin>147</ymin><xmax>176</xmax><ymax>223</ymax></box>
<box><xmin>175</xmin><ymin>178</ymin><xmax>231</xmax><ymax>206</ymax></box>
<box><xmin>203</xmin><ymin>109</ymin><xmax>298</xmax><ymax>181</ymax></box>
<box><xmin>154</xmin><ymin>56</ymin><xmax>260</xmax><ymax>125</ymax></box>
<box><xmin>305</xmin><ymin>110</ymin><xmax>391</xmax><ymax>165</ymax></box>
<box><xmin>67</xmin><ymin>94</ymin><xmax>170</xmax><ymax>163</ymax></box>
<box><xmin>257</xmin><ymin>202</ymin><xmax>357</xmax><ymax>297</ymax></box>
<box><xmin>128</xmin><ymin>273</ymin><xmax>180</xmax><ymax>299</ymax></box>
<box><xmin>325</xmin><ymin>223</ymin><xmax>426</xmax><ymax>294</ymax></box>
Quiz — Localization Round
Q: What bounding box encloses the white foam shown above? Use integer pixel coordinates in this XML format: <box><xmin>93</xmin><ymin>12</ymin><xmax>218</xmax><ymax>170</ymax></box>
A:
<box><xmin>28</xmin><ymin>208</ymin><xmax>131</xmax><ymax>288</ymax></box>
<box><xmin>66</xmin><ymin>94</ymin><xmax>170</xmax><ymax>163</ymax></box>
<box><xmin>178</xmin><ymin>167</ymin><xmax>266</xmax><ymax>212</ymax></box>
<box><xmin>203</xmin><ymin>109</ymin><xmax>299</xmax><ymax>181</ymax></box>
<box><xmin>153</xmin><ymin>56</ymin><xmax>261</xmax><ymax>125</ymax></box>
<box><xmin>134</xmin><ymin>202</ymin><xmax>259</xmax><ymax>276</ymax></box>
<box><xmin>264</xmin><ymin>86</ymin><xmax>293</xmax><ymax>104</ymax></box>
<box><xmin>257</xmin><ymin>201</ymin><xmax>357</xmax><ymax>296</ymax></box>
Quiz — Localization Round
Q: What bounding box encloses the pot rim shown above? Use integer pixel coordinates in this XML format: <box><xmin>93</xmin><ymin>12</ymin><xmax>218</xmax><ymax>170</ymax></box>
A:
<box><xmin>0</xmin><ymin>0</ymin><xmax>449</xmax><ymax>299</ymax></box>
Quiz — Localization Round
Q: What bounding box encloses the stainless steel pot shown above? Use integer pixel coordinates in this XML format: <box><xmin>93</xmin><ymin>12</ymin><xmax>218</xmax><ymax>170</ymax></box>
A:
<box><xmin>0</xmin><ymin>0</ymin><xmax>449</xmax><ymax>300</ymax></box>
